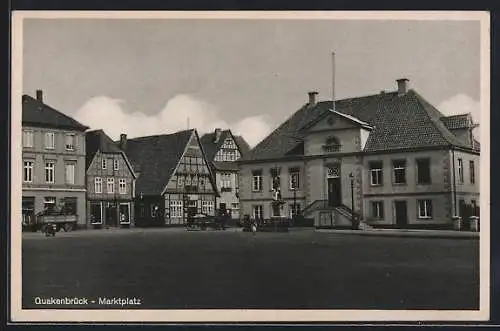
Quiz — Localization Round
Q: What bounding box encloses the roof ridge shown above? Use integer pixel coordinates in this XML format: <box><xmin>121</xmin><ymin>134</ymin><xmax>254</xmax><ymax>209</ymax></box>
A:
<box><xmin>126</xmin><ymin>129</ymin><xmax>194</xmax><ymax>141</ymax></box>
<box><xmin>316</xmin><ymin>90</ymin><xmax>398</xmax><ymax>105</ymax></box>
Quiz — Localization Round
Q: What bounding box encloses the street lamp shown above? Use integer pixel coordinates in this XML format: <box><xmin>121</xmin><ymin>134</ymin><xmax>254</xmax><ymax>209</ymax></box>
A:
<box><xmin>349</xmin><ymin>172</ymin><xmax>357</xmax><ymax>230</ymax></box>
<box><xmin>291</xmin><ymin>177</ymin><xmax>297</xmax><ymax>225</ymax></box>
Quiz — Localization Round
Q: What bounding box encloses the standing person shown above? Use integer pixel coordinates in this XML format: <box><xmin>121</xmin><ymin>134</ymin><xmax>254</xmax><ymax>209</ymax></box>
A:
<box><xmin>251</xmin><ymin>219</ymin><xmax>257</xmax><ymax>237</ymax></box>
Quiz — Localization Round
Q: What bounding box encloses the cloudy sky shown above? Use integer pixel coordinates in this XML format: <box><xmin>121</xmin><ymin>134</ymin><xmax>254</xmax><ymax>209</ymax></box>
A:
<box><xmin>22</xmin><ymin>16</ymin><xmax>481</xmax><ymax>146</ymax></box>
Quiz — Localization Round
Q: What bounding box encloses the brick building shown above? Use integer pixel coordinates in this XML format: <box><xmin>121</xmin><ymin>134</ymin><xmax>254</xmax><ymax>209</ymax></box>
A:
<box><xmin>85</xmin><ymin>130</ymin><xmax>137</xmax><ymax>228</ymax></box>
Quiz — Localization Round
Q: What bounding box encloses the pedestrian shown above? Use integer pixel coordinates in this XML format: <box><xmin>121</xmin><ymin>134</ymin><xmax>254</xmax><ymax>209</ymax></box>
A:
<box><xmin>251</xmin><ymin>219</ymin><xmax>257</xmax><ymax>237</ymax></box>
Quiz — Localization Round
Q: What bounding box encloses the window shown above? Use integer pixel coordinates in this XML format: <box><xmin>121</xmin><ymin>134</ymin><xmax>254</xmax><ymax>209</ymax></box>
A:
<box><xmin>371</xmin><ymin>201</ymin><xmax>384</xmax><ymax>219</ymax></box>
<box><xmin>23</xmin><ymin>130</ymin><xmax>34</xmax><ymax>148</ymax></box>
<box><xmin>458</xmin><ymin>158</ymin><xmax>464</xmax><ymax>184</ymax></box>
<box><xmin>119</xmin><ymin>179</ymin><xmax>126</xmax><ymax>194</ymax></box>
<box><xmin>202</xmin><ymin>200</ymin><xmax>215</xmax><ymax>215</ymax></box>
<box><xmin>170</xmin><ymin>200</ymin><xmax>183</xmax><ymax>218</ymax></box>
<box><xmin>45</xmin><ymin>162</ymin><xmax>55</xmax><ymax>183</ymax></box>
<box><xmin>44</xmin><ymin>197</ymin><xmax>56</xmax><ymax>212</ymax></box>
<box><xmin>289</xmin><ymin>169</ymin><xmax>300</xmax><ymax>190</ymax></box>
<box><xmin>271</xmin><ymin>202</ymin><xmax>283</xmax><ymax>217</ymax></box>
<box><xmin>95</xmin><ymin>177</ymin><xmax>102</xmax><ymax>193</ymax></box>
<box><xmin>65</xmin><ymin>134</ymin><xmax>75</xmax><ymax>151</ymax></box>
<box><xmin>102</xmin><ymin>159</ymin><xmax>107</xmax><ymax>169</ymax></box>
<box><xmin>392</xmin><ymin>160</ymin><xmax>406</xmax><ymax>184</ymax></box>
<box><xmin>223</xmin><ymin>138</ymin><xmax>236</xmax><ymax>149</ymax></box>
<box><xmin>369</xmin><ymin>161</ymin><xmax>383</xmax><ymax>186</ymax></box>
<box><xmin>221</xmin><ymin>173</ymin><xmax>232</xmax><ymax>190</ymax></box>
<box><xmin>289</xmin><ymin>203</ymin><xmax>301</xmax><ymax>218</ymax></box>
<box><xmin>252</xmin><ymin>170</ymin><xmax>263</xmax><ymax>192</ymax></box>
<box><xmin>45</xmin><ymin>132</ymin><xmax>55</xmax><ymax>149</ymax></box>
<box><xmin>469</xmin><ymin>161</ymin><xmax>475</xmax><ymax>184</ymax></box>
<box><xmin>253</xmin><ymin>205</ymin><xmax>263</xmax><ymax>220</ymax></box>
<box><xmin>65</xmin><ymin>163</ymin><xmax>75</xmax><ymax>185</ymax></box>
<box><xmin>23</xmin><ymin>160</ymin><xmax>33</xmax><ymax>183</ymax></box>
<box><xmin>472</xmin><ymin>200</ymin><xmax>478</xmax><ymax>216</ymax></box>
<box><xmin>417</xmin><ymin>199</ymin><xmax>433</xmax><ymax>219</ymax></box>
<box><xmin>416</xmin><ymin>158</ymin><xmax>431</xmax><ymax>184</ymax></box>
<box><xmin>61</xmin><ymin>197</ymin><xmax>77</xmax><ymax>215</ymax></box>
<box><xmin>114</xmin><ymin>159</ymin><xmax>119</xmax><ymax>171</ymax></box>
<box><xmin>107</xmin><ymin>178</ymin><xmax>114</xmax><ymax>193</ymax></box>
<box><xmin>231</xmin><ymin>203</ymin><xmax>239</xmax><ymax>209</ymax></box>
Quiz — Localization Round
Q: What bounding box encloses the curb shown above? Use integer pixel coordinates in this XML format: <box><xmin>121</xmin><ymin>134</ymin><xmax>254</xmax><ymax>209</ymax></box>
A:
<box><xmin>315</xmin><ymin>229</ymin><xmax>479</xmax><ymax>239</ymax></box>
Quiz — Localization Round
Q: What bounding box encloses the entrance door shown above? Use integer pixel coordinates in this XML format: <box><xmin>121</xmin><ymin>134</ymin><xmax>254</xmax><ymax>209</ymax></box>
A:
<box><xmin>105</xmin><ymin>203</ymin><xmax>118</xmax><ymax>227</ymax></box>
<box><xmin>119</xmin><ymin>203</ymin><xmax>130</xmax><ymax>226</ymax></box>
<box><xmin>394</xmin><ymin>201</ymin><xmax>408</xmax><ymax>228</ymax></box>
<box><xmin>90</xmin><ymin>202</ymin><xmax>102</xmax><ymax>225</ymax></box>
<box><xmin>327</xmin><ymin>178</ymin><xmax>341</xmax><ymax>207</ymax></box>
<box><xmin>219</xmin><ymin>202</ymin><xmax>227</xmax><ymax>215</ymax></box>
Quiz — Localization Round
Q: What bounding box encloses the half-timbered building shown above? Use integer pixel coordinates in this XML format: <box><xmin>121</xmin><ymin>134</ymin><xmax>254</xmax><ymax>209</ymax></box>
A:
<box><xmin>120</xmin><ymin>129</ymin><xmax>218</xmax><ymax>227</ymax></box>
<box><xmin>85</xmin><ymin>130</ymin><xmax>137</xmax><ymax>228</ymax></box>
<box><xmin>200</xmin><ymin>129</ymin><xmax>250</xmax><ymax>220</ymax></box>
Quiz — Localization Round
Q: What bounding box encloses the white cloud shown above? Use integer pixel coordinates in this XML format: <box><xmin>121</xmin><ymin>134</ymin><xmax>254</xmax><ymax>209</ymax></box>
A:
<box><xmin>438</xmin><ymin>94</ymin><xmax>481</xmax><ymax>124</ymax></box>
<box><xmin>73</xmin><ymin>94</ymin><xmax>271</xmax><ymax>148</ymax></box>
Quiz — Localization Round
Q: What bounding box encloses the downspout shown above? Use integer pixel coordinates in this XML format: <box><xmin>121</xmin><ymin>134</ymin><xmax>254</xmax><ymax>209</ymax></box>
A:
<box><xmin>451</xmin><ymin>147</ymin><xmax>457</xmax><ymax>217</ymax></box>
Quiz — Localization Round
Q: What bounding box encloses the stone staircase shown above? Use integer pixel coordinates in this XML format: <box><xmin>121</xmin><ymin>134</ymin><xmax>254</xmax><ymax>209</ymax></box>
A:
<box><xmin>301</xmin><ymin>200</ymin><xmax>373</xmax><ymax>230</ymax></box>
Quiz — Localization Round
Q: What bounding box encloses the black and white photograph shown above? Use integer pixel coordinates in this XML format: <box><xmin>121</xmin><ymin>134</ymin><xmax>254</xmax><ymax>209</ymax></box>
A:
<box><xmin>11</xmin><ymin>11</ymin><xmax>490</xmax><ymax>323</ymax></box>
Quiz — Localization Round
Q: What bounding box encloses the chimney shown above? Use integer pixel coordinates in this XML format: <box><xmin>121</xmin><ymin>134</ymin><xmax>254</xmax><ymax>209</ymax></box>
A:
<box><xmin>119</xmin><ymin>134</ymin><xmax>127</xmax><ymax>151</ymax></box>
<box><xmin>396</xmin><ymin>78</ymin><xmax>409</xmax><ymax>96</ymax></box>
<box><xmin>308</xmin><ymin>91</ymin><xmax>318</xmax><ymax>106</ymax></box>
<box><xmin>214</xmin><ymin>128</ymin><xmax>222</xmax><ymax>143</ymax></box>
<box><xmin>36</xmin><ymin>90</ymin><xmax>43</xmax><ymax>102</ymax></box>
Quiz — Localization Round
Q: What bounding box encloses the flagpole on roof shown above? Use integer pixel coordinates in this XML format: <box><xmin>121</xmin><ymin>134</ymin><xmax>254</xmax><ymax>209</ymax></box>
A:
<box><xmin>332</xmin><ymin>51</ymin><xmax>336</xmax><ymax>112</ymax></box>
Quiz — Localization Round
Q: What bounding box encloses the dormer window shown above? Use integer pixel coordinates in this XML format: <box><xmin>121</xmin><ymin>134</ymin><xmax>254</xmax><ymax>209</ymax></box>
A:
<box><xmin>323</xmin><ymin>136</ymin><xmax>341</xmax><ymax>153</ymax></box>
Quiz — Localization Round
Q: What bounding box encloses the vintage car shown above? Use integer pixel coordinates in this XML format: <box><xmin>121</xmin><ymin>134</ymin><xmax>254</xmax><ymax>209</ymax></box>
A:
<box><xmin>27</xmin><ymin>208</ymin><xmax>78</xmax><ymax>233</ymax></box>
<box><xmin>185</xmin><ymin>213</ymin><xmax>227</xmax><ymax>231</ymax></box>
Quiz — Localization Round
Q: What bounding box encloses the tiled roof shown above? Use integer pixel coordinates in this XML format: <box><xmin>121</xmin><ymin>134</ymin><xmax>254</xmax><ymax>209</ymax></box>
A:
<box><xmin>234</xmin><ymin>135</ymin><xmax>251</xmax><ymax>156</ymax></box>
<box><xmin>122</xmin><ymin>130</ymin><xmax>194</xmax><ymax>196</ymax></box>
<box><xmin>240</xmin><ymin>90</ymin><xmax>478</xmax><ymax>162</ymax></box>
<box><xmin>441</xmin><ymin>114</ymin><xmax>472</xmax><ymax>130</ymax></box>
<box><xmin>200</xmin><ymin>130</ymin><xmax>231</xmax><ymax>162</ymax></box>
<box><xmin>22</xmin><ymin>94</ymin><xmax>89</xmax><ymax>131</ymax></box>
<box><xmin>85</xmin><ymin>129</ymin><xmax>127</xmax><ymax>170</ymax></box>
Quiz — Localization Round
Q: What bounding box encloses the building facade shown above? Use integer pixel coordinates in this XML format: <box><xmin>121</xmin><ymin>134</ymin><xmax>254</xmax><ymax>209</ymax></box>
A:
<box><xmin>22</xmin><ymin>90</ymin><xmax>89</xmax><ymax>228</ymax></box>
<box><xmin>85</xmin><ymin>130</ymin><xmax>137</xmax><ymax>228</ymax></box>
<box><xmin>121</xmin><ymin>129</ymin><xmax>219</xmax><ymax>227</ymax></box>
<box><xmin>200</xmin><ymin>129</ymin><xmax>250</xmax><ymax>220</ymax></box>
<box><xmin>238</xmin><ymin>79</ymin><xmax>480</xmax><ymax>229</ymax></box>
